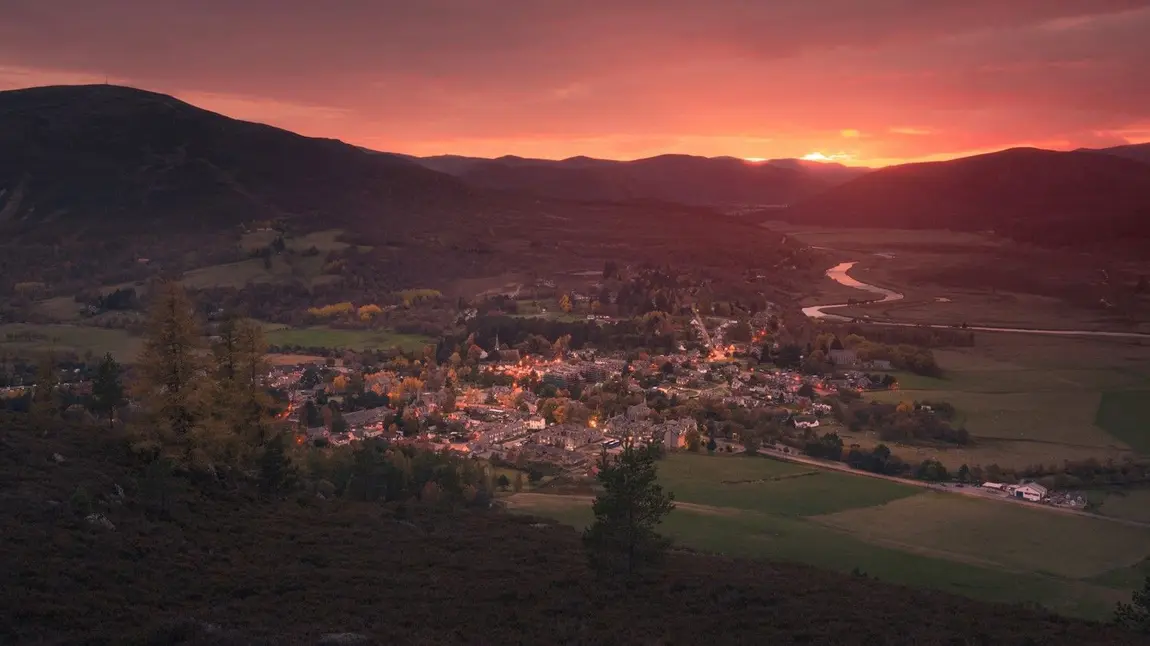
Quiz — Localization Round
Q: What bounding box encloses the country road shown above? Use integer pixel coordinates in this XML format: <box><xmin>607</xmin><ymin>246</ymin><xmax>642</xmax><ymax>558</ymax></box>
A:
<box><xmin>757</xmin><ymin>447</ymin><xmax>1150</xmax><ymax>529</ymax></box>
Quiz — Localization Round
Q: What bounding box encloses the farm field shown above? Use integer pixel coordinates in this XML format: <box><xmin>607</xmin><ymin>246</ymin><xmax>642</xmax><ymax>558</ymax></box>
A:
<box><xmin>0</xmin><ymin>324</ymin><xmax>142</xmax><ymax>360</ymax></box>
<box><xmin>811</xmin><ymin>492</ymin><xmax>1150</xmax><ymax>579</ymax></box>
<box><xmin>1088</xmin><ymin>489</ymin><xmax>1150</xmax><ymax>525</ymax></box>
<box><xmin>862</xmin><ymin>333</ymin><xmax>1150</xmax><ymax>469</ymax></box>
<box><xmin>265</xmin><ymin>326</ymin><xmax>432</xmax><ymax>352</ymax></box>
<box><xmin>508</xmin><ymin>453</ymin><xmax>1145</xmax><ymax>619</ymax></box>
<box><xmin>1095</xmin><ymin>390</ymin><xmax>1150</xmax><ymax>455</ymax></box>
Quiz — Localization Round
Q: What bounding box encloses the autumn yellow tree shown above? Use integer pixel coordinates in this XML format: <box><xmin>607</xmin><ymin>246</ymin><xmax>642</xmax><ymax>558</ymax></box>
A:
<box><xmin>135</xmin><ymin>282</ymin><xmax>208</xmax><ymax>443</ymax></box>
<box><xmin>559</xmin><ymin>294</ymin><xmax>573</xmax><ymax>313</ymax></box>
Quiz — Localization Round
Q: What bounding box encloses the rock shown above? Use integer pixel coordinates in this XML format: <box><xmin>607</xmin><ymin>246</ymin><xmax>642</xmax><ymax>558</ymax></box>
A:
<box><xmin>85</xmin><ymin>513</ymin><xmax>116</xmax><ymax>531</ymax></box>
<box><xmin>316</xmin><ymin>633</ymin><xmax>372</xmax><ymax>645</ymax></box>
<box><xmin>531</xmin><ymin>522</ymin><xmax>549</xmax><ymax>529</ymax></box>
<box><xmin>113</xmin><ymin>483</ymin><xmax>125</xmax><ymax>498</ymax></box>
<box><xmin>52</xmin><ymin>452</ymin><xmax>65</xmax><ymax>464</ymax></box>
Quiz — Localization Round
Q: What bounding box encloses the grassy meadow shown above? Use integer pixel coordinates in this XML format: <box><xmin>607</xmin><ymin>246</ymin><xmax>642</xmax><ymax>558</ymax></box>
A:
<box><xmin>509</xmin><ymin>452</ymin><xmax>1150</xmax><ymax>619</ymax></box>
<box><xmin>265</xmin><ymin>326</ymin><xmax>432</xmax><ymax>352</ymax></box>
<box><xmin>0</xmin><ymin>324</ymin><xmax>142</xmax><ymax>360</ymax></box>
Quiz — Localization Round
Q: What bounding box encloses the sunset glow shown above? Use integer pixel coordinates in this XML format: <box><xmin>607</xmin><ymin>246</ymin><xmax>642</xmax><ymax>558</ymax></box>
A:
<box><xmin>2</xmin><ymin>2</ymin><xmax>1149</xmax><ymax>166</ymax></box>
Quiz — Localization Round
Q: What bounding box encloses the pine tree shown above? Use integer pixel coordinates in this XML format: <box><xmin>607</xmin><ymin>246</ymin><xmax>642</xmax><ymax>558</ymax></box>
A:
<box><xmin>90</xmin><ymin>353</ymin><xmax>126</xmax><ymax>429</ymax></box>
<box><xmin>135</xmin><ymin>282</ymin><xmax>207</xmax><ymax>439</ymax></box>
<box><xmin>259</xmin><ymin>433</ymin><xmax>296</xmax><ymax>495</ymax></box>
<box><xmin>30</xmin><ymin>354</ymin><xmax>61</xmax><ymax>421</ymax></box>
<box><xmin>582</xmin><ymin>440</ymin><xmax>675</xmax><ymax>577</ymax></box>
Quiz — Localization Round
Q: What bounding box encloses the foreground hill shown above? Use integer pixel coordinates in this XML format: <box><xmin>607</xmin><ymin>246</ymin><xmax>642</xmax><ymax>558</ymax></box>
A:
<box><xmin>406</xmin><ymin>153</ymin><xmax>866</xmax><ymax>207</ymax></box>
<box><xmin>776</xmin><ymin>147</ymin><xmax>1150</xmax><ymax>248</ymax></box>
<box><xmin>1</xmin><ymin>417</ymin><xmax>1142</xmax><ymax>645</ymax></box>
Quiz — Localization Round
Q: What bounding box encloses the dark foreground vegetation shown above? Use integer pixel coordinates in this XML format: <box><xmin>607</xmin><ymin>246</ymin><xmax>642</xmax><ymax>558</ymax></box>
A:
<box><xmin>2</xmin><ymin>418</ymin><xmax>1146</xmax><ymax>646</ymax></box>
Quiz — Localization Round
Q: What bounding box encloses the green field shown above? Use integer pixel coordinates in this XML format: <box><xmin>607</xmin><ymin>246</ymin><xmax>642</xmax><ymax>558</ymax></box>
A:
<box><xmin>509</xmin><ymin>452</ymin><xmax>1149</xmax><ymax>619</ymax></box>
<box><xmin>0</xmin><ymin>324</ymin><xmax>142</xmax><ymax>360</ymax></box>
<box><xmin>813</xmin><ymin>492</ymin><xmax>1150</xmax><ymax>579</ymax></box>
<box><xmin>656</xmin><ymin>453</ymin><xmax>918</xmax><ymax>516</ymax></box>
<box><xmin>861</xmin><ymin>334</ymin><xmax>1150</xmax><ymax>469</ymax></box>
<box><xmin>1089</xmin><ymin>489</ymin><xmax>1150</xmax><ymax>524</ymax></box>
<box><xmin>265</xmin><ymin>326</ymin><xmax>432</xmax><ymax>352</ymax></box>
<box><xmin>1095</xmin><ymin>390</ymin><xmax>1150</xmax><ymax>455</ymax></box>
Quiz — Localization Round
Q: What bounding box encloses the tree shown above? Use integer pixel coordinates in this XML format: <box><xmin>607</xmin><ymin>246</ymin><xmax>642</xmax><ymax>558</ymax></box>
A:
<box><xmin>30</xmin><ymin>355</ymin><xmax>61</xmax><ymax>421</ymax></box>
<box><xmin>582</xmin><ymin>440</ymin><xmax>676</xmax><ymax>577</ymax></box>
<box><xmin>559</xmin><ymin>294</ymin><xmax>573</xmax><ymax>313</ymax></box>
<box><xmin>957</xmin><ymin>464</ymin><xmax>971</xmax><ymax>483</ymax></box>
<box><xmin>797</xmin><ymin>383</ymin><xmax>816</xmax><ymax>399</ymax></box>
<box><xmin>706</xmin><ymin>436</ymin><xmax>717</xmax><ymax>453</ymax></box>
<box><xmin>90</xmin><ymin>353</ymin><xmax>126</xmax><ymax>429</ymax></box>
<box><xmin>513</xmin><ymin>471</ymin><xmax>524</xmax><ymax>493</ymax></box>
<box><xmin>208</xmin><ymin>317</ymin><xmax>273</xmax><ymax>451</ymax></box>
<box><xmin>497</xmin><ymin>474</ymin><xmax>511</xmax><ymax>491</ymax></box>
<box><xmin>135</xmin><ymin>282</ymin><xmax>207</xmax><ymax>438</ymax></box>
<box><xmin>685</xmin><ymin>428</ymin><xmax>701</xmax><ymax>452</ymax></box>
<box><xmin>259</xmin><ymin>433</ymin><xmax>296</xmax><ymax>495</ymax></box>
<box><xmin>1114</xmin><ymin>576</ymin><xmax>1150</xmax><ymax>634</ymax></box>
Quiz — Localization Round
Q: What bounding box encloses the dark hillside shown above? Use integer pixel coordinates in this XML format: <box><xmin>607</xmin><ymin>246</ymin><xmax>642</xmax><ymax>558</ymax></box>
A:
<box><xmin>776</xmin><ymin>147</ymin><xmax>1150</xmax><ymax>248</ymax></box>
<box><xmin>1</xmin><ymin>417</ymin><xmax>1142</xmax><ymax>646</ymax></box>
<box><xmin>0</xmin><ymin>85</ymin><xmax>471</xmax><ymax>237</ymax></box>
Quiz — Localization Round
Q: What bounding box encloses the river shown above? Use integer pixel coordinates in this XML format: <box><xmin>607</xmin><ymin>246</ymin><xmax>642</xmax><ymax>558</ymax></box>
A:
<box><xmin>803</xmin><ymin>261</ymin><xmax>1150</xmax><ymax>340</ymax></box>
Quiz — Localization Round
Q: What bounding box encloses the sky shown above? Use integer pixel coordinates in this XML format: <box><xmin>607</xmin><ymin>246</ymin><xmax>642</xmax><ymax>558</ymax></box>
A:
<box><xmin>3</xmin><ymin>1</ymin><xmax>1150</xmax><ymax>167</ymax></box>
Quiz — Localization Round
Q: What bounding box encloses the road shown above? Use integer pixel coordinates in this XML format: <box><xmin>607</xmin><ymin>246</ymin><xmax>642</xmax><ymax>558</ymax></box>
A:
<box><xmin>758</xmin><ymin>446</ymin><xmax>1150</xmax><ymax>529</ymax></box>
<box><xmin>804</xmin><ymin>260</ymin><xmax>1150</xmax><ymax>339</ymax></box>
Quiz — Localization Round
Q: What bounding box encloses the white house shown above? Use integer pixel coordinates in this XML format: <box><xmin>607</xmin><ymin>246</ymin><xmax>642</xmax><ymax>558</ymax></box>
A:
<box><xmin>981</xmin><ymin>482</ymin><xmax>1006</xmax><ymax>491</ymax></box>
<box><xmin>525</xmin><ymin>416</ymin><xmax>546</xmax><ymax>430</ymax></box>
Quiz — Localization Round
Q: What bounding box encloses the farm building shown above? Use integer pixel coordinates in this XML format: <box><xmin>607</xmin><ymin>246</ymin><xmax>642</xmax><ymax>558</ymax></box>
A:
<box><xmin>1009</xmin><ymin>483</ymin><xmax>1048</xmax><ymax>502</ymax></box>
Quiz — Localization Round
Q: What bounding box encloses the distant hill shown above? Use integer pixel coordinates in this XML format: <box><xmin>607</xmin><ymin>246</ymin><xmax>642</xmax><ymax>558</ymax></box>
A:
<box><xmin>776</xmin><ymin>147</ymin><xmax>1150</xmax><ymax>248</ymax></box>
<box><xmin>403</xmin><ymin>153</ymin><xmax>869</xmax><ymax>208</ymax></box>
<box><xmin>0</xmin><ymin>85</ymin><xmax>817</xmax><ymax>300</ymax></box>
<box><xmin>1085</xmin><ymin>142</ymin><xmax>1150</xmax><ymax>166</ymax></box>
<box><xmin>0</xmin><ymin>84</ymin><xmax>472</xmax><ymax>236</ymax></box>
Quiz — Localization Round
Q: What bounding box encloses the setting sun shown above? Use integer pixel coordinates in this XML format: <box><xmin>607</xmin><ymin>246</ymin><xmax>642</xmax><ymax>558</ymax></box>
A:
<box><xmin>801</xmin><ymin>152</ymin><xmax>853</xmax><ymax>163</ymax></box>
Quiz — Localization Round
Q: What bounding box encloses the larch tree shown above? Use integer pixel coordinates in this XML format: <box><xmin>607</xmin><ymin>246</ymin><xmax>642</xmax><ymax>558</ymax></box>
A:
<box><xmin>90</xmin><ymin>353</ymin><xmax>126</xmax><ymax>429</ymax></box>
<box><xmin>135</xmin><ymin>282</ymin><xmax>207</xmax><ymax>442</ymax></box>
<box><xmin>30</xmin><ymin>354</ymin><xmax>61</xmax><ymax>421</ymax></box>
<box><xmin>209</xmin><ymin>316</ymin><xmax>274</xmax><ymax>455</ymax></box>
<box><xmin>582</xmin><ymin>439</ymin><xmax>675</xmax><ymax>577</ymax></box>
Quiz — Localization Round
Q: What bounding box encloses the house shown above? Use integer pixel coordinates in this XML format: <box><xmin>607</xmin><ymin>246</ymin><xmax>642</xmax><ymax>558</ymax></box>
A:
<box><xmin>793</xmin><ymin>416</ymin><xmax>820</xmax><ymax>429</ymax></box>
<box><xmin>1010</xmin><ymin>483</ymin><xmax>1048</xmax><ymax>502</ymax></box>
<box><xmin>981</xmin><ymin>482</ymin><xmax>1006</xmax><ymax>491</ymax></box>
<box><xmin>525</xmin><ymin>416</ymin><xmax>546</xmax><ymax>430</ymax></box>
<box><xmin>828</xmin><ymin>349</ymin><xmax>860</xmax><ymax>367</ymax></box>
<box><xmin>864</xmin><ymin>359</ymin><xmax>893</xmax><ymax>370</ymax></box>
<box><xmin>626</xmin><ymin>403</ymin><xmax>651</xmax><ymax>421</ymax></box>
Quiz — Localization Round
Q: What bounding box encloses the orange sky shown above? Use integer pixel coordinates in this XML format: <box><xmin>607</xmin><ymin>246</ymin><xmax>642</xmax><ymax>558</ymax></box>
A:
<box><xmin>3</xmin><ymin>1</ymin><xmax>1150</xmax><ymax>167</ymax></box>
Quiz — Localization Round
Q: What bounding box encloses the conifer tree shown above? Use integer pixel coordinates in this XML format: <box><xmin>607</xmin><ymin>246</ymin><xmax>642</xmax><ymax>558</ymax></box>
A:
<box><xmin>30</xmin><ymin>354</ymin><xmax>61</xmax><ymax>421</ymax></box>
<box><xmin>582</xmin><ymin>439</ymin><xmax>675</xmax><ymax>576</ymax></box>
<box><xmin>1115</xmin><ymin>575</ymin><xmax>1150</xmax><ymax>634</ymax></box>
<box><xmin>90</xmin><ymin>353</ymin><xmax>126</xmax><ymax>429</ymax></box>
<box><xmin>135</xmin><ymin>282</ymin><xmax>206</xmax><ymax>440</ymax></box>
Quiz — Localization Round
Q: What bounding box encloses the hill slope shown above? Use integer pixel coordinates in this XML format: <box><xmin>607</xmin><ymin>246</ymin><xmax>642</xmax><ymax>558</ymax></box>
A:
<box><xmin>408</xmin><ymin>153</ymin><xmax>865</xmax><ymax>207</ymax></box>
<box><xmin>1</xmin><ymin>417</ymin><xmax>1144</xmax><ymax>645</ymax></box>
<box><xmin>1089</xmin><ymin>142</ymin><xmax>1150</xmax><ymax>166</ymax></box>
<box><xmin>0</xmin><ymin>84</ymin><xmax>471</xmax><ymax>236</ymax></box>
<box><xmin>776</xmin><ymin>147</ymin><xmax>1150</xmax><ymax>248</ymax></box>
<box><xmin>0</xmin><ymin>85</ymin><xmax>815</xmax><ymax>300</ymax></box>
